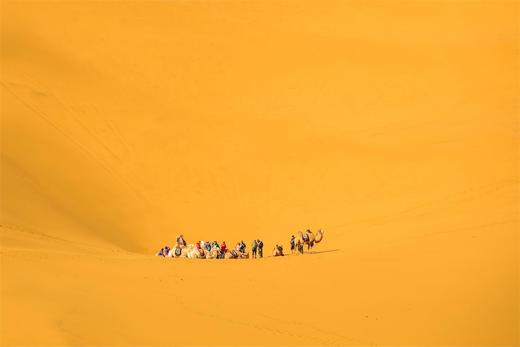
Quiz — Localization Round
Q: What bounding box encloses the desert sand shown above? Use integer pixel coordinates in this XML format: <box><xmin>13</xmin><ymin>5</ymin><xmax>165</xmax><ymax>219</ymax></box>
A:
<box><xmin>1</xmin><ymin>1</ymin><xmax>518</xmax><ymax>346</ymax></box>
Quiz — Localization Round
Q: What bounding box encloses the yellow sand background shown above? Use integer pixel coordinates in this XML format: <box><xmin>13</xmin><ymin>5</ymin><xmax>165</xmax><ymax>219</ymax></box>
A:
<box><xmin>1</xmin><ymin>1</ymin><xmax>518</xmax><ymax>346</ymax></box>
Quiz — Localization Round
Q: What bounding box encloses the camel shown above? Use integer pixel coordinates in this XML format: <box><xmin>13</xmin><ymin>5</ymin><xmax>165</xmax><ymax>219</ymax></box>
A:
<box><xmin>182</xmin><ymin>244</ymin><xmax>210</xmax><ymax>259</ymax></box>
<box><xmin>224</xmin><ymin>249</ymin><xmax>249</xmax><ymax>259</ymax></box>
<box><xmin>184</xmin><ymin>244</ymin><xmax>205</xmax><ymax>259</ymax></box>
<box><xmin>167</xmin><ymin>246</ymin><xmax>184</xmax><ymax>257</ymax></box>
<box><xmin>224</xmin><ymin>249</ymin><xmax>239</xmax><ymax>259</ymax></box>
<box><xmin>206</xmin><ymin>248</ymin><xmax>219</xmax><ymax>259</ymax></box>
<box><xmin>314</xmin><ymin>229</ymin><xmax>324</xmax><ymax>243</ymax></box>
<box><xmin>296</xmin><ymin>229</ymin><xmax>324</xmax><ymax>253</ymax></box>
<box><xmin>273</xmin><ymin>244</ymin><xmax>284</xmax><ymax>256</ymax></box>
<box><xmin>167</xmin><ymin>242</ymin><xmax>192</xmax><ymax>258</ymax></box>
<box><xmin>197</xmin><ymin>248</ymin><xmax>208</xmax><ymax>259</ymax></box>
<box><xmin>167</xmin><ymin>246</ymin><xmax>181</xmax><ymax>257</ymax></box>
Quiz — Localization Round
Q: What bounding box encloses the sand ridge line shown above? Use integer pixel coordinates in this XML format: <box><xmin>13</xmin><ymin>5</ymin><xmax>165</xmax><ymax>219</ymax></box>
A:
<box><xmin>0</xmin><ymin>224</ymin><xmax>122</xmax><ymax>253</ymax></box>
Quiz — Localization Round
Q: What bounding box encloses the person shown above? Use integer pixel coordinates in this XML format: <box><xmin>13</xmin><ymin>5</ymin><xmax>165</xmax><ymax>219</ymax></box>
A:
<box><xmin>274</xmin><ymin>244</ymin><xmax>284</xmax><ymax>256</ymax></box>
<box><xmin>302</xmin><ymin>230</ymin><xmax>309</xmax><ymax>242</ymax></box>
<box><xmin>156</xmin><ymin>248</ymin><xmax>164</xmax><ymax>257</ymax></box>
<box><xmin>212</xmin><ymin>240</ymin><xmax>219</xmax><ymax>249</ymax></box>
<box><xmin>239</xmin><ymin>240</ymin><xmax>246</xmax><ymax>253</ymax></box>
<box><xmin>205</xmin><ymin>241</ymin><xmax>211</xmax><ymax>252</ymax></box>
<box><xmin>290</xmin><ymin>235</ymin><xmax>295</xmax><ymax>253</ymax></box>
<box><xmin>257</xmin><ymin>239</ymin><xmax>264</xmax><ymax>258</ymax></box>
<box><xmin>195</xmin><ymin>241</ymin><xmax>201</xmax><ymax>250</ymax></box>
<box><xmin>251</xmin><ymin>239</ymin><xmax>258</xmax><ymax>258</ymax></box>
<box><xmin>220</xmin><ymin>241</ymin><xmax>227</xmax><ymax>259</ymax></box>
<box><xmin>164</xmin><ymin>245</ymin><xmax>170</xmax><ymax>256</ymax></box>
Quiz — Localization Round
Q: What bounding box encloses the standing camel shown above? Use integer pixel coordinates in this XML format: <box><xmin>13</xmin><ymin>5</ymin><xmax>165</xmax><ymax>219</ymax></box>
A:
<box><xmin>296</xmin><ymin>229</ymin><xmax>324</xmax><ymax>253</ymax></box>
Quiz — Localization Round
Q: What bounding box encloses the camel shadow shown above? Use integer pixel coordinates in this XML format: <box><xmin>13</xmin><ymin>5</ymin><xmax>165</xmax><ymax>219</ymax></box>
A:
<box><xmin>268</xmin><ymin>249</ymin><xmax>340</xmax><ymax>257</ymax></box>
<box><xmin>305</xmin><ymin>248</ymin><xmax>340</xmax><ymax>255</ymax></box>
<box><xmin>266</xmin><ymin>249</ymin><xmax>340</xmax><ymax>258</ymax></box>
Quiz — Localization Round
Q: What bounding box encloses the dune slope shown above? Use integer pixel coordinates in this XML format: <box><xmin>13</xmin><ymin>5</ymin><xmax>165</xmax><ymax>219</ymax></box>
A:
<box><xmin>1</xmin><ymin>1</ymin><xmax>518</xmax><ymax>346</ymax></box>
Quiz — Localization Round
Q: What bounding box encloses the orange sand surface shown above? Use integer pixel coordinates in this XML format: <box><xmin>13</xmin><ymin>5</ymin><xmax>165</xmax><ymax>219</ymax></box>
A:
<box><xmin>1</xmin><ymin>1</ymin><xmax>518</xmax><ymax>346</ymax></box>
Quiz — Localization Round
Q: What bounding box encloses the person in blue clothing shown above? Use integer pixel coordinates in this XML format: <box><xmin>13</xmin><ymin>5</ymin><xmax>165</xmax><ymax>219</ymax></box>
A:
<box><xmin>239</xmin><ymin>240</ymin><xmax>246</xmax><ymax>253</ymax></box>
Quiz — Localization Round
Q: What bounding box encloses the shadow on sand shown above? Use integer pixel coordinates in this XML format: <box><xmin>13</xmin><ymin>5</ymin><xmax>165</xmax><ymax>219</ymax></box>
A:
<box><xmin>266</xmin><ymin>248</ymin><xmax>340</xmax><ymax>258</ymax></box>
<box><xmin>304</xmin><ymin>248</ymin><xmax>340</xmax><ymax>255</ymax></box>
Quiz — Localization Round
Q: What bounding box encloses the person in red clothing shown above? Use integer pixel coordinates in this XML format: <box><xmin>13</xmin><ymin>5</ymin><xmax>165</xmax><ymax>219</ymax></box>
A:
<box><xmin>195</xmin><ymin>241</ymin><xmax>201</xmax><ymax>250</ymax></box>
<box><xmin>220</xmin><ymin>241</ymin><xmax>227</xmax><ymax>259</ymax></box>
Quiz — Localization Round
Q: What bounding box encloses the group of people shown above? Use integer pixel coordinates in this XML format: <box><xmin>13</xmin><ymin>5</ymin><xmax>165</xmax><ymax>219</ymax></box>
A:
<box><xmin>156</xmin><ymin>235</ymin><xmax>264</xmax><ymax>259</ymax></box>
<box><xmin>156</xmin><ymin>229</ymin><xmax>323</xmax><ymax>259</ymax></box>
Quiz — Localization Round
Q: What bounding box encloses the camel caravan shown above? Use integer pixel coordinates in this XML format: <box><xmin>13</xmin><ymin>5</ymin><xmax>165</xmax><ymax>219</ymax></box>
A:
<box><xmin>156</xmin><ymin>229</ymin><xmax>324</xmax><ymax>259</ymax></box>
<box><xmin>156</xmin><ymin>237</ymin><xmax>253</xmax><ymax>259</ymax></box>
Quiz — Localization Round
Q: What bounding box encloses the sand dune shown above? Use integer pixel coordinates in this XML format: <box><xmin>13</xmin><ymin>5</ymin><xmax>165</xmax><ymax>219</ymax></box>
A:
<box><xmin>1</xmin><ymin>1</ymin><xmax>518</xmax><ymax>346</ymax></box>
